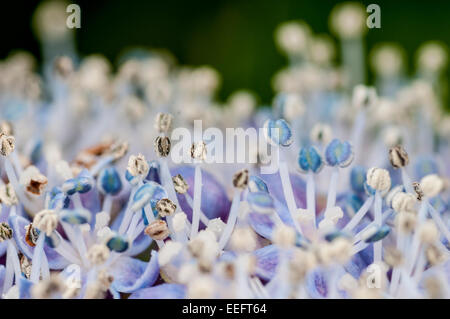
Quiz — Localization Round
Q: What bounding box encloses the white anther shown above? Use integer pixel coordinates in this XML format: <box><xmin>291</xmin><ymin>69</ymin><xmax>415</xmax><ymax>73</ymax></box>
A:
<box><xmin>33</xmin><ymin>209</ymin><xmax>58</xmax><ymax>236</ymax></box>
<box><xmin>158</xmin><ymin>240</ymin><xmax>183</xmax><ymax>267</ymax></box>
<box><xmin>324</xmin><ymin>206</ymin><xmax>344</xmax><ymax>223</ymax></box>
<box><xmin>420</xmin><ymin>174</ymin><xmax>444</xmax><ymax>198</ymax></box>
<box><xmin>127</xmin><ymin>153</ymin><xmax>149</xmax><ymax>177</ymax></box>
<box><xmin>391</xmin><ymin>192</ymin><xmax>416</xmax><ymax>213</ymax></box>
<box><xmin>95</xmin><ymin>211</ymin><xmax>110</xmax><ymax>230</ymax></box>
<box><xmin>366</xmin><ymin>167</ymin><xmax>391</xmax><ymax>192</ymax></box>
<box><xmin>272</xmin><ymin>224</ymin><xmax>296</xmax><ymax>248</ymax></box>
<box><xmin>86</xmin><ymin>244</ymin><xmax>110</xmax><ymax>265</ymax></box>
<box><xmin>230</xmin><ymin>227</ymin><xmax>257</xmax><ymax>252</ymax></box>
<box><xmin>173</xmin><ymin>212</ymin><xmax>187</xmax><ymax>233</ymax></box>
<box><xmin>206</xmin><ymin>218</ymin><xmax>226</xmax><ymax>239</ymax></box>
<box><xmin>419</xmin><ymin>220</ymin><xmax>439</xmax><ymax>244</ymax></box>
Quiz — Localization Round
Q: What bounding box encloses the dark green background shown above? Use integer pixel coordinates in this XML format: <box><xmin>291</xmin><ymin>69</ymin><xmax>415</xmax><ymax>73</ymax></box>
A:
<box><xmin>1</xmin><ymin>0</ymin><xmax>449</xmax><ymax>106</ymax></box>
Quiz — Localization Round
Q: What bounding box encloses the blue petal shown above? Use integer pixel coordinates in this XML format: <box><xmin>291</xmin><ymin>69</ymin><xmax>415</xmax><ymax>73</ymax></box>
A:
<box><xmin>8</xmin><ymin>215</ymin><xmax>69</xmax><ymax>269</ymax></box>
<box><xmin>19</xmin><ymin>275</ymin><xmax>33</xmax><ymax>299</ymax></box>
<box><xmin>129</xmin><ymin>283</ymin><xmax>186</xmax><ymax>299</ymax></box>
<box><xmin>259</xmin><ymin>171</ymin><xmax>306</xmax><ymax>211</ymax></box>
<box><xmin>0</xmin><ymin>265</ymin><xmax>5</xmax><ymax>290</ymax></box>
<box><xmin>110</xmin><ymin>250</ymin><xmax>160</xmax><ymax>293</ymax></box>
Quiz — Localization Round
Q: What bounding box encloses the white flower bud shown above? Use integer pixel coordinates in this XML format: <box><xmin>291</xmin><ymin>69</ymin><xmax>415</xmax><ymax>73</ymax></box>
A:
<box><xmin>420</xmin><ymin>174</ymin><xmax>444</xmax><ymax>198</ymax></box>
<box><xmin>367</xmin><ymin>167</ymin><xmax>391</xmax><ymax>192</ymax></box>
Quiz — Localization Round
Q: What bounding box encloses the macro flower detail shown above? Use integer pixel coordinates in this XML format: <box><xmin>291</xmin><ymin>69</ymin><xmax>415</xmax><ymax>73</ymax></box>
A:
<box><xmin>324</xmin><ymin>139</ymin><xmax>354</xmax><ymax>167</ymax></box>
<box><xmin>298</xmin><ymin>146</ymin><xmax>324</xmax><ymax>174</ymax></box>
<box><xmin>0</xmin><ymin>0</ymin><xmax>448</xmax><ymax>301</ymax></box>
<box><xmin>263</xmin><ymin>118</ymin><xmax>293</xmax><ymax>147</ymax></box>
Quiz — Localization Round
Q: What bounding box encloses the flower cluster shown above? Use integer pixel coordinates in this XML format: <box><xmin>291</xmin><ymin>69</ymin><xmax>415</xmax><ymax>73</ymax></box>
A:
<box><xmin>0</xmin><ymin>1</ymin><xmax>448</xmax><ymax>299</ymax></box>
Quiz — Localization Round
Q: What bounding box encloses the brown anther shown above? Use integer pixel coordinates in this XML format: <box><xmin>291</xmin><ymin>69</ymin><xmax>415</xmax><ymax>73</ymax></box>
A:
<box><xmin>155</xmin><ymin>198</ymin><xmax>177</xmax><ymax>217</ymax></box>
<box><xmin>172</xmin><ymin>174</ymin><xmax>189</xmax><ymax>194</ymax></box>
<box><xmin>412</xmin><ymin>182</ymin><xmax>424</xmax><ymax>201</ymax></box>
<box><xmin>109</xmin><ymin>141</ymin><xmax>129</xmax><ymax>161</ymax></box>
<box><xmin>154</xmin><ymin>136</ymin><xmax>171</xmax><ymax>157</ymax></box>
<box><xmin>0</xmin><ymin>133</ymin><xmax>15</xmax><ymax>156</ymax></box>
<box><xmin>389</xmin><ymin>145</ymin><xmax>409</xmax><ymax>169</ymax></box>
<box><xmin>232</xmin><ymin>169</ymin><xmax>249</xmax><ymax>189</ymax></box>
<box><xmin>144</xmin><ymin>220</ymin><xmax>170</xmax><ymax>240</ymax></box>
<box><xmin>74</xmin><ymin>141</ymin><xmax>114</xmax><ymax>169</ymax></box>
<box><xmin>27</xmin><ymin>176</ymin><xmax>48</xmax><ymax>195</ymax></box>
<box><xmin>0</xmin><ymin>222</ymin><xmax>13</xmax><ymax>242</ymax></box>
<box><xmin>19</xmin><ymin>253</ymin><xmax>32</xmax><ymax>279</ymax></box>
<box><xmin>25</xmin><ymin>224</ymin><xmax>39</xmax><ymax>247</ymax></box>
<box><xmin>190</xmin><ymin>141</ymin><xmax>207</xmax><ymax>161</ymax></box>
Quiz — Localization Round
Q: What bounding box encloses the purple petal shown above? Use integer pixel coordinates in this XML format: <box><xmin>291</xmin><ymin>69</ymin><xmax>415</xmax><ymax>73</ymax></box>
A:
<box><xmin>254</xmin><ymin>245</ymin><xmax>279</xmax><ymax>281</ymax></box>
<box><xmin>111</xmin><ymin>206</ymin><xmax>151</xmax><ymax>257</ymax></box>
<box><xmin>0</xmin><ymin>265</ymin><xmax>5</xmax><ymax>291</ymax></box>
<box><xmin>171</xmin><ymin>165</ymin><xmax>231</xmax><ymax>225</ymax></box>
<box><xmin>248</xmin><ymin>213</ymin><xmax>274</xmax><ymax>239</ymax></box>
<box><xmin>110</xmin><ymin>250</ymin><xmax>159</xmax><ymax>293</ymax></box>
<box><xmin>9</xmin><ymin>215</ymin><xmax>69</xmax><ymax>269</ymax></box>
<box><xmin>259</xmin><ymin>172</ymin><xmax>306</xmax><ymax>211</ymax></box>
<box><xmin>19</xmin><ymin>275</ymin><xmax>33</xmax><ymax>299</ymax></box>
<box><xmin>306</xmin><ymin>268</ymin><xmax>328</xmax><ymax>298</ymax></box>
<box><xmin>129</xmin><ymin>283</ymin><xmax>186</xmax><ymax>299</ymax></box>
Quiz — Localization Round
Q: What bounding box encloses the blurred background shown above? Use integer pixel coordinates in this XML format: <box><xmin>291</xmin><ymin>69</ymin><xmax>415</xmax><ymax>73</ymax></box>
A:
<box><xmin>1</xmin><ymin>0</ymin><xmax>449</xmax><ymax>108</ymax></box>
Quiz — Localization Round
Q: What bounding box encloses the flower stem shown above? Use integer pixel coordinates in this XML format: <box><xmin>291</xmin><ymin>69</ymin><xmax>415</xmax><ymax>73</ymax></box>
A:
<box><xmin>218</xmin><ymin>190</ymin><xmax>241</xmax><ymax>250</ymax></box>
<box><xmin>190</xmin><ymin>164</ymin><xmax>202</xmax><ymax>239</ymax></box>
